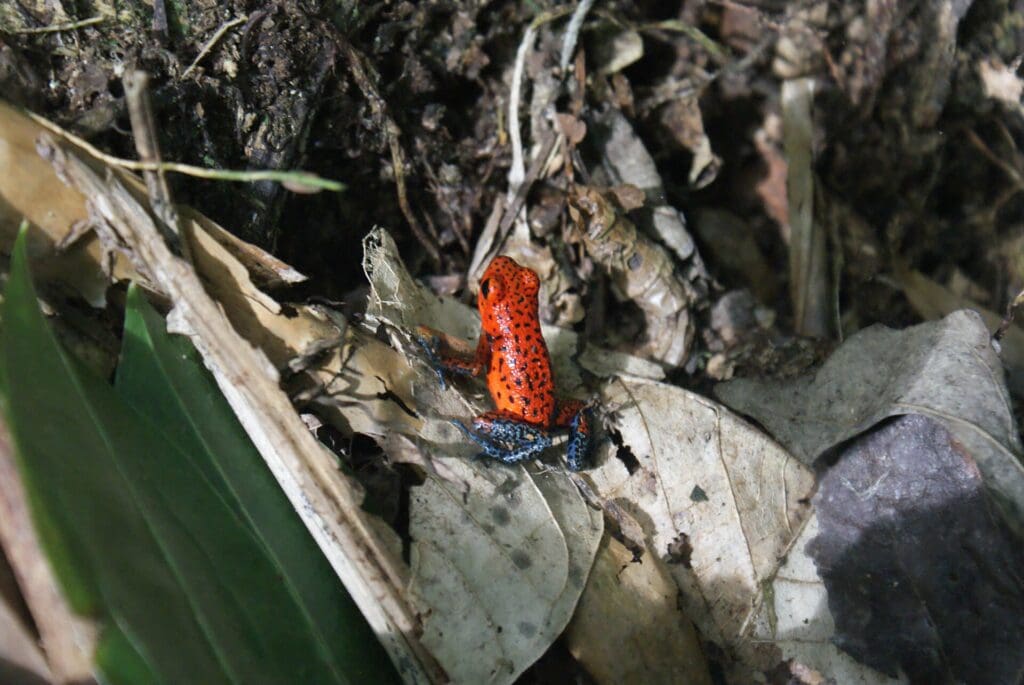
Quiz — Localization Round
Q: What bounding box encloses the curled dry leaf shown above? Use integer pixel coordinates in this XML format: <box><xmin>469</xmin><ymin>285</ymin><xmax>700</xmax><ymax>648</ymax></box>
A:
<box><xmin>589</xmin><ymin>108</ymin><xmax>703</xmax><ymax>267</ymax></box>
<box><xmin>568</xmin><ymin>185</ymin><xmax>697</xmax><ymax>367</ymax></box>
<box><xmin>715</xmin><ymin>310</ymin><xmax>1024</xmax><ymax>529</ymax></box>
<box><xmin>586</xmin><ymin>378</ymin><xmax>834</xmax><ymax>679</ymax></box>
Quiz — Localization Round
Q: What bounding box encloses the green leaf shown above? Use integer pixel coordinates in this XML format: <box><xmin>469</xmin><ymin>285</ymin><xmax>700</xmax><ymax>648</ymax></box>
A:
<box><xmin>1</xmin><ymin>228</ymin><xmax>393</xmax><ymax>683</ymax></box>
<box><xmin>94</xmin><ymin>627</ymin><xmax>159</xmax><ymax>685</ymax></box>
<box><xmin>116</xmin><ymin>284</ymin><xmax>397</xmax><ymax>683</ymax></box>
<box><xmin>2</xmin><ymin>229</ymin><xmax>225</xmax><ymax>681</ymax></box>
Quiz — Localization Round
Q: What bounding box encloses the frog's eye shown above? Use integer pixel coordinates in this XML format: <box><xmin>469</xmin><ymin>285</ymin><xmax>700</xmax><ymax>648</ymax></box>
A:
<box><xmin>480</xmin><ymin>276</ymin><xmax>506</xmax><ymax>301</ymax></box>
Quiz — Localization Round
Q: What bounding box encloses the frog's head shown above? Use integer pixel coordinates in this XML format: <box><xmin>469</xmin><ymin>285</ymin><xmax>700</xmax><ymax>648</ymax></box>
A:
<box><xmin>478</xmin><ymin>256</ymin><xmax>540</xmax><ymax>333</ymax></box>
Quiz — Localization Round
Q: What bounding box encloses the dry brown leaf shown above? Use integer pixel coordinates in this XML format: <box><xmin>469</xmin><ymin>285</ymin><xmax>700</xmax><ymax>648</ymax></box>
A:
<box><xmin>566</xmin><ymin>534</ymin><xmax>711</xmax><ymax>685</ymax></box>
<box><xmin>584</xmin><ymin>379</ymin><xmax>890</xmax><ymax>681</ymax></box>
<box><xmin>568</xmin><ymin>186</ymin><xmax>697</xmax><ymax>367</ymax></box>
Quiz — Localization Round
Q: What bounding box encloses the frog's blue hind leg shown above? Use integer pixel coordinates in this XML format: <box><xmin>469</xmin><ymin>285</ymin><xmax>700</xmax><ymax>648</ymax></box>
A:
<box><xmin>450</xmin><ymin>417</ymin><xmax>552</xmax><ymax>466</ymax></box>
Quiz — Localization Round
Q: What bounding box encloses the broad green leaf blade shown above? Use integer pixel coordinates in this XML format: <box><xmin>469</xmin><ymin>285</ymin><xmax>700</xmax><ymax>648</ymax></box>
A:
<box><xmin>2</xmin><ymin>229</ymin><xmax>226</xmax><ymax>681</ymax></box>
<box><xmin>1</xmin><ymin>229</ymin><xmax>347</xmax><ymax>683</ymax></box>
<box><xmin>117</xmin><ymin>284</ymin><xmax>397</xmax><ymax>683</ymax></box>
<box><xmin>94</xmin><ymin>626</ymin><xmax>159</xmax><ymax>685</ymax></box>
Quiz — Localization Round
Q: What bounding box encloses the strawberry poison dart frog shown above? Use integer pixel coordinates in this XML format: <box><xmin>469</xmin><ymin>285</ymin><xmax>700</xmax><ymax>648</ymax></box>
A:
<box><xmin>417</xmin><ymin>256</ymin><xmax>592</xmax><ymax>471</ymax></box>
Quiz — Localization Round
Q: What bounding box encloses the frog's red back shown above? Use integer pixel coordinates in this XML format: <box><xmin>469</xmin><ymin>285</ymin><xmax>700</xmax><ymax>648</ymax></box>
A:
<box><xmin>477</xmin><ymin>256</ymin><xmax>556</xmax><ymax>427</ymax></box>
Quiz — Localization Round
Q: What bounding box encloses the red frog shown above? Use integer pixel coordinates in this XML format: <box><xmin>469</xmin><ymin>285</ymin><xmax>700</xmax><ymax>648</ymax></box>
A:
<box><xmin>417</xmin><ymin>256</ymin><xmax>592</xmax><ymax>470</ymax></box>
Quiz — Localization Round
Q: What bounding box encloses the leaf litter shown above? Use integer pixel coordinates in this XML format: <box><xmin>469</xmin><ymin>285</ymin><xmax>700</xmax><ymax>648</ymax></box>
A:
<box><xmin>358</xmin><ymin>227</ymin><xmax>889</xmax><ymax>683</ymax></box>
<box><xmin>5</xmin><ymin>1</ymin><xmax>1024</xmax><ymax>682</ymax></box>
<box><xmin>717</xmin><ymin>310</ymin><xmax>1024</xmax><ymax>684</ymax></box>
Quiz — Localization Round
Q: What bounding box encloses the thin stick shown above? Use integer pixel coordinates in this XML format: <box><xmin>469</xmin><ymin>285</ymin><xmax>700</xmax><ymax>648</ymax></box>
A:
<box><xmin>559</xmin><ymin>0</ymin><xmax>596</xmax><ymax>71</ymax></box>
<box><xmin>25</xmin><ymin>109</ymin><xmax>344</xmax><ymax>191</ymax></box>
<box><xmin>124</xmin><ymin>70</ymin><xmax>190</xmax><ymax>262</ymax></box>
<box><xmin>508</xmin><ymin>6</ymin><xmax>574</xmax><ymax>194</ymax></box>
<box><xmin>182</xmin><ymin>15</ymin><xmax>248</xmax><ymax>78</ymax></box>
<box><xmin>9</xmin><ymin>15</ymin><xmax>103</xmax><ymax>34</ymax></box>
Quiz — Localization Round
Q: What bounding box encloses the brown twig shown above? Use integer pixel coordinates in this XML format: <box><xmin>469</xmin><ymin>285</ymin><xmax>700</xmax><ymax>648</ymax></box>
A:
<box><xmin>123</xmin><ymin>70</ymin><xmax>190</xmax><ymax>262</ymax></box>
<box><xmin>182</xmin><ymin>15</ymin><xmax>248</xmax><ymax>78</ymax></box>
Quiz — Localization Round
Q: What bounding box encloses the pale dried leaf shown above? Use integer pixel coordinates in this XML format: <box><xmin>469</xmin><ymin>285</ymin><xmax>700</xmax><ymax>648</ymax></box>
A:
<box><xmin>587</xmin><ymin>379</ymin><xmax>816</xmax><ymax>677</ymax></box>
<box><xmin>409</xmin><ymin>459</ymin><xmax>602</xmax><ymax>684</ymax></box>
<box><xmin>782</xmin><ymin>77</ymin><xmax>829</xmax><ymax>337</ymax></box>
<box><xmin>715</xmin><ymin>310</ymin><xmax>1024</xmax><ymax>530</ymax></box>
<box><xmin>590</xmin><ymin>24</ymin><xmax>644</xmax><ymax>75</ymax></box>
<box><xmin>565</xmin><ymin>535</ymin><xmax>711</xmax><ymax>685</ymax></box>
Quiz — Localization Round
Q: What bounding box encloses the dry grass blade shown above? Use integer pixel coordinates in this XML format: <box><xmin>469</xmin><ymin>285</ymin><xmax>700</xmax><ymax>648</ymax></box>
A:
<box><xmin>782</xmin><ymin>77</ymin><xmax>829</xmax><ymax>338</ymax></box>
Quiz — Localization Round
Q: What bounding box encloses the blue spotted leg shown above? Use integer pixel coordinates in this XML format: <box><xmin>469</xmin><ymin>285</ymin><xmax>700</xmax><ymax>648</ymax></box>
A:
<box><xmin>564</xmin><ymin>406</ymin><xmax>593</xmax><ymax>472</ymax></box>
<box><xmin>451</xmin><ymin>415</ymin><xmax>553</xmax><ymax>466</ymax></box>
<box><xmin>414</xmin><ymin>333</ymin><xmax>484</xmax><ymax>390</ymax></box>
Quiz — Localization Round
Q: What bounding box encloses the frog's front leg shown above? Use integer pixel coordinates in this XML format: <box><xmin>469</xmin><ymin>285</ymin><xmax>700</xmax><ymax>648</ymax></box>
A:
<box><xmin>451</xmin><ymin>411</ymin><xmax>552</xmax><ymax>466</ymax></box>
<box><xmin>415</xmin><ymin>325</ymin><xmax>489</xmax><ymax>389</ymax></box>
<box><xmin>554</xmin><ymin>400</ymin><xmax>593</xmax><ymax>472</ymax></box>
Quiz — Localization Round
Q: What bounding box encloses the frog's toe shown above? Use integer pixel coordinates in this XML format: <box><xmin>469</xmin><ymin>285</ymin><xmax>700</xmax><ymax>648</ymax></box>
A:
<box><xmin>414</xmin><ymin>335</ymin><xmax>447</xmax><ymax>389</ymax></box>
<box><xmin>565</xmin><ymin>408</ymin><xmax>593</xmax><ymax>472</ymax></box>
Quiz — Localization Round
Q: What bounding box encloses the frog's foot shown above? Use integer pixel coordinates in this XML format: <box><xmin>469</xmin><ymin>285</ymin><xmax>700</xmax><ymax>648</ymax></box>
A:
<box><xmin>414</xmin><ymin>334</ymin><xmax>448</xmax><ymax>389</ymax></box>
<box><xmin>450</xmin><ymin>416</ymin><xmax>552</xmax><ymax>466</ymax></box>
<box><xmin>555</xmin><ymin>401</ymin><xmax>593</xmax><ymax>472</ymax></box>
<box><xmin>414</xmin><ymin>327</ymin><xmax>483</xmax><ymax>391</ymax></box>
